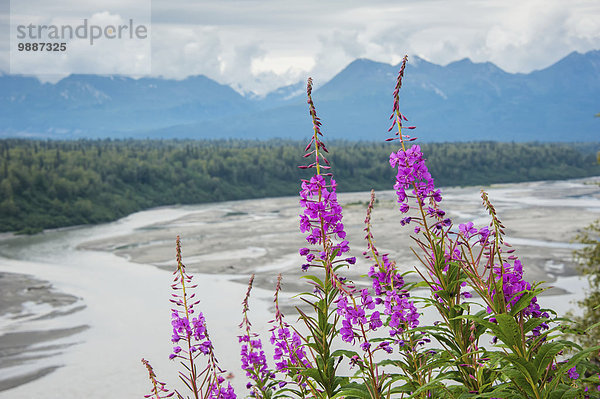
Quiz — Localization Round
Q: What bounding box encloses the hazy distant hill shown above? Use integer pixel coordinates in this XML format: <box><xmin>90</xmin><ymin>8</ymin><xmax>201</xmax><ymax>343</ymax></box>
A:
<box><xmin>0</xmin><ymin>50</ymin><xmax>599</xmax><ymax>141</ymax></box>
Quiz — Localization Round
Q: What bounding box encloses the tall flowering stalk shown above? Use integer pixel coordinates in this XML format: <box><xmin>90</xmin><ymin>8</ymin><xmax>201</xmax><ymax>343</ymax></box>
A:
<box><xmin>269</xmin><ymin>274</ymin><xmax>312</xmax><ymax>397</ymax></box>
<box><xmin>142</xmin><ymin>358</ymin><xmax>174</xmax><ymax>399</ymax></box>
<box><xmin>386</xmin><ymin>56</ymin><xmax>527</xmax><ymax>397</ymax></box>
<box><xmin>168</xmin><ymin>236</ymin><xmax>236</xmax><ymax>399</ymax></box>
<box><xmin>238</xmin><ymin>275</ymin><xmax>275</xmax><ymax>399</ymax></box>
<box><xmin>294</xmin><ymin>77</ymin><xmax>357</xmax><ymax>398</ymax></box>
<box><xmin>383</xmin><ymin>56</ymin><xmax>483</xmax><ymax>397</ymax></box>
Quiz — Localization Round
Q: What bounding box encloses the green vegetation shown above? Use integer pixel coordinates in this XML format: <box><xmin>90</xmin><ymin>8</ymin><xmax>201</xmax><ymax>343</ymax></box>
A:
<box><xmin>0</xmin><ymin>139</ymin><xmax>598</xmax><ymax>234</ymax></box>
<box><xmin>574</xmin><ymin>220</ymin><xmax>600</xmax><ymax>364</ymax></box>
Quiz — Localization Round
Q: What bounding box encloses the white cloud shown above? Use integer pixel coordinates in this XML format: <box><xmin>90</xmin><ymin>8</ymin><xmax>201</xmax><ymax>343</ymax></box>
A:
<box><xmin>1</xmin><ymin>0</ymin><xmax>599</xmax><ymax>94</ymax></box>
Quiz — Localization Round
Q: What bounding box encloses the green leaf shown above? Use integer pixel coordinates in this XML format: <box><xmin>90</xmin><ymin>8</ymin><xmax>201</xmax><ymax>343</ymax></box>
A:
<box><xmin>548</xmin><ymin>386</ymin><xmax>581</xmax><ymax>399</ymax></box>
<box><xmin>331</xmin><ymin>349</ymin><xmax>359</xmax><ymax>359</ymax></box>
<box><xmin>402</xmin><ymin>372</ymin><xmax>455</xmax><ymax>398</ymax></box>
<box><xmin>301</xmin><ymin>274</ymin><xmax>324</xmax><ymax>287</ymax></box>
<box><xmin>333</xmin><ymin>383</ymin><xmax>372</xmax><ymax>399</ymax></box>
<box><xmin>507</xmin><ymin>353</ymin><xmax>539</xmax><ymax>383</ymax></box>
<box><xmin>301</xmin><ymin>367</ymin><xmax>324</xmax><ymax>384</ymax></box>
<box><xmin>533</xmin><ymin>341</ymin><xmax>563</xmax><ymax>377</ymax></box>
<box><xmin>522</xmin><ymin>316</ymin><xmax>547</xmax><ymax>335</ymax></box>
<box><xmin>502</xmin><ymin>367</ymin><xmax>535</xmax><ymax>398</ymax></box>
<box><xmin>494</xmin><ymin>313</ymin><xmax>522</xmax><ymax>349</ymax></box>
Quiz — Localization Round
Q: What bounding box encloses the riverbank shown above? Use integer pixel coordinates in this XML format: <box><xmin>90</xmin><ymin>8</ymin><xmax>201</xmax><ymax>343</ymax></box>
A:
<box><xmin>81</xmin><ymin>178</ymin><xmax>599</xmax><ymax>290</ymax></box>
<box><xmin>0</xmin><ymin>272</ymin><xmax>86</xmax><ymax>391</ymax></box>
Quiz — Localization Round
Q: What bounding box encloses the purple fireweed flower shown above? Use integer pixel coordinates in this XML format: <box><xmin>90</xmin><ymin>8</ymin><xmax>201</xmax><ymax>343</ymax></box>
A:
<box><xmin>369</xmin><ymin>311</ymin><xmax>383</xmax><ymax>329</ymax></box>
<box><xmin>567</xmin><ymin>367</ymin><xmax>579</xmax><ymax>380</ymax></box>
<box><xmin>361</xmin><ymin>289</ymin><xmax>375</xmax><ymax>310</ymax></box>
<box><xmin>270</xmin><ymin>327</ymin><xmax>311</xmax><ymax>371</ymax></box>
<box><xmin>458</xmin><ymin>222</ymin><xmax>478</xmax><ymax>239</ymax></box>
<box><xmin>239</xmin><ymin>336</ymin><xmax>270</xmax><ymax>380</ymax></box>
<box><xmin>340</xmin><ymin>319</ymin><xmax>354</xmax><ymax>343</ymax></box>
<box><xmin>333</xmin><ymin>240</ymin><xmax>350</xmax><ymax>254</ymax></box>
<box><xmin>336</xmin><ymin>290</ymin><xmax>379</xmax><ymax>346</ymax></box>
<box><xmin>270</xmin><ymin>274</ymin><xmax>312</xmax><ymax>376</ymax></box>
<box><xmin>170</xmin><ymin>309</ymin><xmax>211</xmax><ymax>358</ymax></box>
<box><xmin>192</xmin><ymin>314</ymin><xmax>207</xmax><ymax>341</ymax></box>
<box><xmin>368</xmin><ymin>254</ymin><xmax>404</xmax><ymax>296</ymax></box>
<box><xmin>488</xmin><ymin>259</ymin><xmax>549</xmax><ymax>335</ymax></box>
<box><xmin>478</xmin><ymin>226</ymin><xmax>492</xmax><ymax>244</ymax></box>
<box><xmin>299</xmin><ymin>175</ymin><xmax>346</xmax><ymax>246</ymax></box>
<box><xmin>390</xmin><ymin>145</ymin><xmax>441</xmax><ymax>213</ymax></box>
<box><xmin>209</xmin><ymin>376</ymin><xmax>237</xmax><ymax>399</ymax></box>
<box><xmin>379</xmin><ymin>341</ymin><xmax>393</xmax><ymax>354</ymax></box>
<box><xmin>239</xmin><ymin>275</ymin><xmax>274</xmax><ymax>394</ymax></box>
<box><xmin>366</xmin><ymin>253</ymin><xmax>419</xmax><ymax>340</ymax></box>
<box><xmin>337</xmin><ymin>278</ymin><xmax>418</xmax><ymax>350</ymax></box>
<box><xmin>385</xmin><ymin>290</ymin><xmax>420</xmax><ymax>336</ymax></box>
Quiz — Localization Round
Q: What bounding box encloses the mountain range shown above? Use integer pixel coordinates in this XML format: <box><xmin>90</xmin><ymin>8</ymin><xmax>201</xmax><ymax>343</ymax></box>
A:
<box><xmin>1</xmin><ymin>50</ymin><xmax>599</xmax><ymax>142</ymax></box>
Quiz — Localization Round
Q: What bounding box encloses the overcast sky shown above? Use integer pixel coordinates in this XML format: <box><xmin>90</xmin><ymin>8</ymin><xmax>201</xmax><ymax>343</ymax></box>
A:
<box><xmin>2</xmin><ymin>0</ymin><xmax>600</xmax><ymax>95</ymax></box>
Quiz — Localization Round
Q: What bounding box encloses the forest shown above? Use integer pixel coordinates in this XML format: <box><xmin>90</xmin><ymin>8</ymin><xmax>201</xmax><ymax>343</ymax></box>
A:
<box><xmin>0</xmin><ymin>138</ymin><xmax>598</xmax><ymax>234</ymax></box>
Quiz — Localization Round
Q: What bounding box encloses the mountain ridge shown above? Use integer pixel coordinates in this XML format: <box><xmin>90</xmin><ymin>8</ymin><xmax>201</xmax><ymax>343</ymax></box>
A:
<box><xmin>0</xmin><ymin>50</ymin><xmax>598</xmax><ymax>142</ymax></box>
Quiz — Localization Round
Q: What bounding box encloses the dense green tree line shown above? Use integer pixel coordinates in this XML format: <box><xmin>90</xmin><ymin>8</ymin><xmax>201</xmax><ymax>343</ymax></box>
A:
<box><xmin>0</xmin><ymin>139</ymin><xmax>598</xmax><ymax>234</ymax></box>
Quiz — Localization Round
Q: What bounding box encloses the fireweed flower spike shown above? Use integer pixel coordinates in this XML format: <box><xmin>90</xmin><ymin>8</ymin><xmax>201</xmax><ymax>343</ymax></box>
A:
<box><xmin>294</xmin><ymin>78</ymin><xmax>356</xmax><ymax>398</ymax></box>
<box><xmin>364</xmin><ymin>191</ymin><xmax>421</xmax><ymax>344</ymax></box>
<box><xmin>238</xmin><ymin>275</ymin><xmax>275</xmax><ymax>398</ymax></box>
<box><xmin>475</xmin><ymin>193</ymin><xmax>551</xmax><ymax>339</ymax></box>
<box><xmin>387</xmin><ymin>56</ymin><xmax>492</xmax><ymax>395</ymax></box>
<box><xmin>362</xmin><ymin>190</ymin><xmax>430</xmax><ymax>396</ymax></box>
<box><xmin>268</xmin><ymin>274</ymin><xmax>311</xmax><ymax>396</ymax></box>
<box><xmin>389</xmin><ymin>57</ymin><xmax>436</xmax><ymax>208</ymax></box>
<box><xmin>142</xmin><ymin>358</ymin><xmax>174</xmax><ymax>399</ymax></box>
<box><xmin>169</xmin><ymin>236</ymin><xmax>236</xmax><ymax>399</ymax></box>
<box><xmin>299</xmin><ymin>78</ymin><xmax>347</xmax><ymax>256</ymax></box>
<box><xmin>388</xmin><ymin>56</ymin><xmax>446</xmax><ymax>234</ymax></box>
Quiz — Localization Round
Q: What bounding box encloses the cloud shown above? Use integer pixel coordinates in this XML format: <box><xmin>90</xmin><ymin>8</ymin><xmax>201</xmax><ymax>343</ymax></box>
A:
<box><xmin>1</xmin><ymin>0</ymin><xmax>599</xmax><ymax>93</ymax></box>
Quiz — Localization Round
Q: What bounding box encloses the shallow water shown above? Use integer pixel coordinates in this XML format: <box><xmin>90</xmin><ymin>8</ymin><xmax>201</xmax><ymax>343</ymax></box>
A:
<box><xmin>0</xmin><ymin>206</ymin><xmax>278</xmax><ymax>398</ymax></box>
<box><xmin>0</xmin><ymin>178</ymin><xmax>599</xmax><ymax>398</ymax></box>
